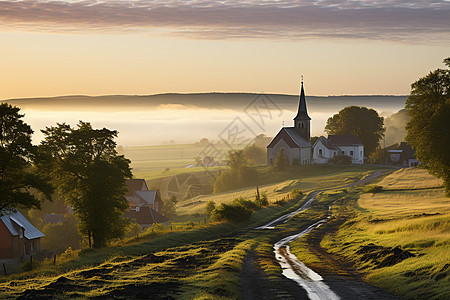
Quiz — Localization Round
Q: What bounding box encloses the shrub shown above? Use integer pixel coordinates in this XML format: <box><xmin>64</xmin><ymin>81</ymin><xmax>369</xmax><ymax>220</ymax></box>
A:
<box><xmin>210</xmin><ymin>203</ymin><xmax>252</xmax><ymax>222</ymax></box>
<box><xmin>290</xmin><ymin>188</ymin><xmax>304</xmax><ymax>200</ymax></box>
<box><xmin>186</xmin><ymin>220</ymin><xmax>195</xmax><ymax>227</ymax></box>
<box><xmin>232</xmin><ymin>197</ymin><xmax>259</xmax><ymax>211</ymax></box>
<box><xmin>205</xmin><ymin>200</ymin><xmax>216</xmax><ymax>216</ymax></box>
<box><xmin>273</xmin><ymin>198</ymin><xmax>287</xmax><ymax>206</ymax></box>
<box><xmin>255</xmin><ymin>192</ymin><xmax>269</xmax><ymax>208</ymax></box>
<box><xmin>329</xmin><ymin>155</ymin><xmax>352</xmax><ymax>164</ymax></box>
<box><xmin>364</xmin><ymin>185</ymin><xmax>383</xmax><ymax>193</ymax></box>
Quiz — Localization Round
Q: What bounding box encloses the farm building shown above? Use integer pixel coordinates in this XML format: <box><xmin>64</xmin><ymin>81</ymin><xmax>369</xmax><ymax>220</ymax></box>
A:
<box><xmin>0</xmin><ymin>209</ymin><xmax>44</xmax><ymax>259</ymax></box>
<box><xmin>313</xmin><ymin>135</ymin><xmax>364</xmax><ymax>164</ymax></box>
<box><xmin>267</xmin><ymin>80</ymin><xmax>312</xmax><ymax>166</ymax></box>
<box><xmin>124</xmin><ymin>179</ymin><xmax>168</xmax><ymax>228</ymax></box>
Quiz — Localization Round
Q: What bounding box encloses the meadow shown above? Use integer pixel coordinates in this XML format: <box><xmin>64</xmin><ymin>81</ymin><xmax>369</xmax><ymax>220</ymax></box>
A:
<box><xmin>0</xmin><ymin>164</ymin><xmax>390</xmax><ymax>299</ymax></box>
<box><xmin>290</xmin><ymin>168</ymin><xmax>449</xmax><ymax>300</ymax></box>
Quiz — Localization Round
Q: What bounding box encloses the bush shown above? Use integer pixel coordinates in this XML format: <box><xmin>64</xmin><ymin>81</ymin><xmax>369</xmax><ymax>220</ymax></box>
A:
<box><xmin>329</xmin><ymin>155</ymin><xmax>352</xmax><ymax>164</ymax></box>
<box><xmin>273</xmin><ymin>198</ymin><xmax>287</xmax><ymax>206</ymax></box>
<box><xmin>210</xmin><ymin>203</ymin><xmax>252</xmax><ymax>222</ymax></box>
<box><xmin>290</xmin><ymin>189</ymin><xmax>304</xmax><ymax>200</ymax></box>
<box><xmin>205</xmin><ymin>200</ymin><xmax>216</xmax><ymax>216</ymax></box>
<box><xmin>232</xmin><ymin>197</ymin><xmax>259</xmax><ymax>211</ymax></box>
<box><xmin>255</xmin><ymin>192</ymin><xmax>269</xmax><ymax>208</ymax></box>
<box><xmin>186</xmin><ymin>220</ymin><xmax>195</xmax><ymax>228</ymax></box>
<box><xmin>364</xmin><ymin>185</ymin><xmax>383</xmax><ymax>193</ymax></box>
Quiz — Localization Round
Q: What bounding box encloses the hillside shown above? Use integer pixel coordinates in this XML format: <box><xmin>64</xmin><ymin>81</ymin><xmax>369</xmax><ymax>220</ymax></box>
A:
<box><xmin>2</xmin><ymin>93</ymin><xmax>407</xmax><ymax>113</ymax></box>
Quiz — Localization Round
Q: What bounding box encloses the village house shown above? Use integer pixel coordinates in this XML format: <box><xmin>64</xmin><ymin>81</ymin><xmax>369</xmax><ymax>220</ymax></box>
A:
<box><xmin>123</xmin><ymin>179</ymin><xmax>168</xmax><ymax>228</ymax></box>
<box><xmin>386</xmin><ymin>142</ymin><xmax>420</xmax><ymax>167</ymax></box>
<box><xmin>313</xmin><ymin>135</ymin><xmax>364</xmax><ymax>164</ymax></box>
<box><xmin>0</xmin><ymin>209</ymin><xmax>44</xmax><ymax>259</ymax></box>
<box><xmin>267</xmin><ymin>80</ymin><xmax>312</xmax><ymax>166</ymax></box>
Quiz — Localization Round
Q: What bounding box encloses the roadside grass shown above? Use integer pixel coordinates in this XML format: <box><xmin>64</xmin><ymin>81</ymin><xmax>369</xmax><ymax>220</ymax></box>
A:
<box><xmin>317</xmin><ymin>168</ymin><xmax>450</xmax><ymax>300</ymax></box>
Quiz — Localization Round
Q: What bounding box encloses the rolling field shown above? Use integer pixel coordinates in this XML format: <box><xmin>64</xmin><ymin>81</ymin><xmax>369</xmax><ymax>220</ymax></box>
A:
<box><xmin>316</xmin><ymin>168</ymin><xmax>449</xmax><ymax>299</ymax></box>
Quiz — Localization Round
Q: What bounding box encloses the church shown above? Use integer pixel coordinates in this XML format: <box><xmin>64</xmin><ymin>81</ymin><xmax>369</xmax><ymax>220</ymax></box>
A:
<box><xmin>267</xmin><ymin>80</ymin><xmax>312</xmax><ymax>166</ymax></box>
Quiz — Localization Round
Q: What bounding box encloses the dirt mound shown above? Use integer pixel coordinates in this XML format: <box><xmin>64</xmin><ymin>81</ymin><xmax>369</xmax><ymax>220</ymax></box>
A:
<box><xmin>356</xmin><ymin>243</ymin><xmax>415</xmax><ymax>268</ymax></box>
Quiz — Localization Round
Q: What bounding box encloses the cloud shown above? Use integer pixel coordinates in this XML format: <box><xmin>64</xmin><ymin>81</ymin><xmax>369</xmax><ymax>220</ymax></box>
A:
<box><xmin>0</xmin><ymin>0</ymin><xmax>449</xmax><ymax>43</ymax></box>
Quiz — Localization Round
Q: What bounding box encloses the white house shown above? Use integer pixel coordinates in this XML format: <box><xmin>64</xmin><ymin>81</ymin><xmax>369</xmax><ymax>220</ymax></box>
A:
<box><xmin>313</xmin><ymin>135</ymin><xmax>364</xmax><ymax>164</ymax></box>
<box><xmin>267</xmin><ymin>81</ymin><xmax>312</xmax><ymax>166</ymax></box>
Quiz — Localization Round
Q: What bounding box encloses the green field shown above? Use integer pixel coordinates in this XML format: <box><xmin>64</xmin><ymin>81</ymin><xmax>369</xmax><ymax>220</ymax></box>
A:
<box><xmin>290</xmin><ymin>168</ymin><xmax>449</xmax><ymax>300</ymax></box>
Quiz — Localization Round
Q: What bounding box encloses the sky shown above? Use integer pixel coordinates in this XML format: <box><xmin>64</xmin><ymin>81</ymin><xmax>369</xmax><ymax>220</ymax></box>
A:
<box><xmin>1</xmin><ymin>0</ymin><xmax>449</xmax><ymax>100</ymax></box>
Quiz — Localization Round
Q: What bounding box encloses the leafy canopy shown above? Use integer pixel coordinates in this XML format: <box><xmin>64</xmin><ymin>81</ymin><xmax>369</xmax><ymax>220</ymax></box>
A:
<box><xmin>40</xmin><ymin>121</ymin><xmax>132</xmax><ymax>248</ymax></box>
<box><xmin>405</xmin><ymin>57</ymin><xmax>450</xmax><ymax>195</ymax></box>
<box><xmin>0</xmin><ymin>103</ymin><xmax>53</xmax><ymax>212</ymax></box>
<box><xmin>325</xmin><ymin>106</ymin><xmax>384</xmax><ymax>155</ymax></box>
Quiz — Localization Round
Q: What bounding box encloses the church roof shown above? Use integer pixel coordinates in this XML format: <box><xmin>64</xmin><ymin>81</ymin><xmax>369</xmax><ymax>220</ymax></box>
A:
<box><xmin>267</xmin><ymin>127</ymin><xmax>311</xmax><ymax>149</ymax></box>
<box><xmin>328</xmin><ymin>135</ymin><xmax>363</xmax><ymax>146</ymax></box>
<box><xmin>293</xmin><ymin>82</ymin><xmax>311</xmax><ymax>121</ymax></box>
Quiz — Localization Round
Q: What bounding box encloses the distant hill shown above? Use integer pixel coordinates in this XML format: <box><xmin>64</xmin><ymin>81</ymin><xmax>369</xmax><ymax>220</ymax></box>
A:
<box><xmin>1</xmin><ymin>93</ymin><xmax>407</xmax><ymax>113</ymax></box>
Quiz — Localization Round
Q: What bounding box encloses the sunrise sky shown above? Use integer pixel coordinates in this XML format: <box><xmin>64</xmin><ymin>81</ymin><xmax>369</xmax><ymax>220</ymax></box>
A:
<box><xmin>1</xmin><ymin>0</ymin><xmax>449</xmax><ymax>100</ymax></box>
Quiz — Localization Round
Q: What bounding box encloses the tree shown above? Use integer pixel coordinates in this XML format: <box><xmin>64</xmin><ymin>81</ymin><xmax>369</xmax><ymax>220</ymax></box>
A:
<box><xmin>40</xmin><ymin>121</ymin><xmax>132</xmax><ymax>248</ymax></box>
<box><xmin>243</xmin><ymin>144</ymin><xmax>266</xmax><ymax>165</ymax></box>
<box><xmin>325</xmin><ymin>106</ymin><xmax>385</xmax><ymax>155</ymax></box>
<box><xmin>405</xmin><ymin>57</ymin><xmax>450</xmax><ymax>196</ymax></box>
<box><xmin>273</xmin><ymin>149</ymin><xmax>289</xmax><ymax>171</ymax></box>
<box><xmin>161</xmin><ymin>195</ymin><xmax>178</xmax><ymax>218</ymax></box>
<box><xmin>205</xmin><ymin>200</ymin><xmax>216</xmax><ymax>216</ymax></box>
<box><xmin>0</xmin><ymin>103</ymin><xmax>53</xmax><ymax>212</ymax></box>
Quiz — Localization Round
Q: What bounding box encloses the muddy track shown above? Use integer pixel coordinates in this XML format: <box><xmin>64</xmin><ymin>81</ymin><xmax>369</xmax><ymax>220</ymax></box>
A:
<box><xmin>240</xmin><ymin>250</ymin><xmax>308</xmax><ymax>300</ymax></box>
<box><xmin>243</xmin><ymin>169</ymin><xmax>404</xmax><ymax>300</ymax></box>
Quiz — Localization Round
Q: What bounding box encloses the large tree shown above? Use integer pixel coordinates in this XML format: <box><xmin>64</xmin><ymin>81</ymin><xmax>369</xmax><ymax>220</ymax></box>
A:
<box><xmin>0</xmin><ymin>103</ymin><xmax>53</xmax><ymax>212</ymax></box>
<box><xmin>325</xmin><ymin>106</ymin><xmax>385</xmax><ymax>155</ymax></box>
<box><xmin>40</xmin><ymin>121</ymin><xmax>132</xmax><ymax>248</ymax></box>
<box><xmin>405</xmin><ymin>57</ymin><xmax>450</xmax><ymax>196</ymax></box>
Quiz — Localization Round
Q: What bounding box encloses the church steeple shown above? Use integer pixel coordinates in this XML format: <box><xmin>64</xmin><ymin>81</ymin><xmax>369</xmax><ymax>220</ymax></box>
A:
<box><xmin>293</xmin><ymin>77</ymin><xmax>311</xmax><ymax>142</ymax></box>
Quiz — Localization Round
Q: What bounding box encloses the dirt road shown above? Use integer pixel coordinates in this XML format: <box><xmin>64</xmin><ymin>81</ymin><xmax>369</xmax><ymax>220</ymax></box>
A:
<box><xmin>243</xmin><ymin>170</ymin><xmax>402</xmax><ymax>300</ymax></box>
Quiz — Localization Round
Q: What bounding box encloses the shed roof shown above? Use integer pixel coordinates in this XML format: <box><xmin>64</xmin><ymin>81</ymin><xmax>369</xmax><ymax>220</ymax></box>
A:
<box><xmin>0</xmin><ymin>209</ymin><xmax>44</xmax><ymax>240</ymax></box>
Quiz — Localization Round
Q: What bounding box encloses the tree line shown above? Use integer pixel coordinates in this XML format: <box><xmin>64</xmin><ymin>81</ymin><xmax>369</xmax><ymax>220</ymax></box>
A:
<box><xmin>0</xmin><ymin>107</ymin><xmax>132</xmax><ymax>248</ymax></box>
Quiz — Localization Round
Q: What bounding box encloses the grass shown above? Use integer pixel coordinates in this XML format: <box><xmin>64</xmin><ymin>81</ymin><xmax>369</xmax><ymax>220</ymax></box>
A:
<box><xmin>315</xmin><ymin>168</ymin><xmax>450</xmax><ymax>300</ymax></box>
<box><xmin>0</xmin><ymin>164</ymin><xmax>398</xmax><ymax>299</ymax></box>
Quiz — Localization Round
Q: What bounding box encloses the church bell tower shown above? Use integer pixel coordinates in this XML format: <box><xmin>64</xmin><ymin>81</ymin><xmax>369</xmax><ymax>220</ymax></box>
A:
<box><xmin>293</xmin><ymin>78</ymin><xmax>311</xmax><ymax>142</ymax></box>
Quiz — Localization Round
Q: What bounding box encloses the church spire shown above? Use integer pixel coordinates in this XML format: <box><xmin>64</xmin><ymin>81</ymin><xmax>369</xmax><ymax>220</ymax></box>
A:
<box><xmin>293</xmin><ymin>76</ymin><xmax>311</xmax><ymax>142</ymax></box>
<box><xmin>294</xmin><ymin>77</ymin><xmax>311</xmax><ymax>121</ymax></box>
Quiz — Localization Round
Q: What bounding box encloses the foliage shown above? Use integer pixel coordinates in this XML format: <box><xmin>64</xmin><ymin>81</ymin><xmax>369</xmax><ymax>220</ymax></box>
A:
<box><xmin>289</xmin><ymin>189</ymin><xmax>304</xmax><ymax>200</ymax></box>
<box><xmin>363</xmin><ymin>185</ymin><xmax>383</xmax><ymax>193</ymax></box>
<box><xmin>325</xmin><ymin>106</ymin><xmax>385</xmax><ymax>155</ymax></box>
<box><xmin>273</xmin><ymin>149</ymin><xmax>289</xmax><ymax>171</ymax></box>
<box><xmin>40</xmin><ymin>121</ymin><xmax>132</xmax><ymax>248</ymax></box>
<box><xmin>161</xmin><ymin>195</ymin><xmax>178</xmax><ymax>218</ymax></box>
<box><xmin>329</xmin><ymin>154</ymin><xmax>352</xmax><ymax>164</ymax></box>
<box><xmin>213</xmin><ymin>150</ymin><xmax>258</xmax><ymax>193</ymax></box>
<box><xmin>186</xmin><ymin>220</ymin><xmax>195</xmax><ymax>227</ymax></box>
<box><xmin>41</xmin><ymin>214</ymin><xmax>82</xmax><ymax>254</ymax></box>
<box><xmin>210</xmin><ymin>202</ymin><xmax>252</xmax><ymax>222</ymax></box>
<box><xmin>405</xmin><ymin>57</ymin><xmax>450</xmax><ymax>196</ymax></box>
<box><xmin>385</xmin><ymin>109</ymin><xmax>410</xmax><ymax>146</ymax></box>
<box><xmin>0</xmin><ymin>103</ymin><xmax>53</xmax><ymax>211</ymax></box>
<box><xmin>310</xmin><ymin>136</ymin><xmax>319</xmax><ymax>146</ymax></box>
<box><xmin>205</xmin><ymin>200</ymin><xmax>216</xmax><ymax>216</ymax></box>
<box><xmin>255</xmin><ymin>192</ymin><xmax>268</xmax><ymax>208</ymax></box>
<box><xmin>368</xmin><ymin>146</ymin><xmax>390</xmax><ymax>164</ymax></box>
<box><xmin>243</xmin><ymin>144</ymin><xmax>266</xmax><ymax>165</ymax></box>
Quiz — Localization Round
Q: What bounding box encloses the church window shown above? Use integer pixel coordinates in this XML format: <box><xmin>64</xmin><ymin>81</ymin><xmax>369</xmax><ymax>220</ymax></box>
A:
<box><xmin>319</xmin><ymin>149</ymin><xmax>323</xmax><ymax>156</ymax></box>
<box><xmin>350</xmin><ymin>151</ymin><xmax>353</xmax><ymax>156</ymax></box>
<box><xmin>301</xmin><ymin>123</ymin><xmax>304</xmax><ymax>129</ymax></box>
